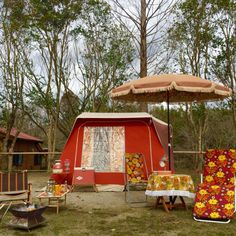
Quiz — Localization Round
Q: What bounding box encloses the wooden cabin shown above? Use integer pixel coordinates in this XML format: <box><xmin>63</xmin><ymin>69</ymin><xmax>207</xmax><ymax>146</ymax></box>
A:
<box><xmin>0</xmin><ymin>128</ymin><xmax>47</xmax><ymax>170</ymax></box>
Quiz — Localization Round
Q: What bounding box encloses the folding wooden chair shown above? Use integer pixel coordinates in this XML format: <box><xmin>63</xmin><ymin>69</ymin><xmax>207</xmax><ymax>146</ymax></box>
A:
<box><xmin>0</xmin><ymin>170</ymin><xmax>32</xmax><ymax>221</ymax></box>
<box><xmin>124</xmin><ymin>153</ymin><xmax>148</xmax><ymax>203</ymax></box>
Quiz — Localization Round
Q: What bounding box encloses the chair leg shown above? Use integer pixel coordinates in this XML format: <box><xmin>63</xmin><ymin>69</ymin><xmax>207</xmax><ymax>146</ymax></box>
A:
<box><xmin>0</xmin><ymin>202</ymin><xmax>12</xmax><ymax>222</ymax></box>
<box><xmin>125</xmin><ymin>183</ymin><xmax>147</xmax><ymax>204</ymax></box>
<box><xmin>125</xmin><ymin>190</ymin><xmax>127</xmax><ymax>202</ymax></box>
<box><xmin>0</xmin><ymin>204</ymin><xmax>5</xmax><ymax>211</ymax></box>
<box><xmin>125</xmin><ymin>184</ymin><xmax>129</xmax><ymax>203</ymax></box>
<box><xmin>127</xmin><ymin>183</ymin><xmax>130</xmax><ymax>203</ymax></box>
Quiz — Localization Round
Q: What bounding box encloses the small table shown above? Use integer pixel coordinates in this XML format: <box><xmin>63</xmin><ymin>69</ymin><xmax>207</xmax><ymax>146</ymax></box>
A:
<box><xmin>145</xmin><ymin>174</ymin><xmax>195</xmax><ymax>212</ymax></box>
<box><xmin>37</xmin><ymin>189</ymin><xmax>70</xmax><ymax>214</ymax></box>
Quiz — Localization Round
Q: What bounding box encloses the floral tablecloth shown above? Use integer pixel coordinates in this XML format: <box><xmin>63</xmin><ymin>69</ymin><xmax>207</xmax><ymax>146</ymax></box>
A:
<box><xmin>145</xmin><ymin>174</ymin><xmax>195</xmax><ymax>198</ymax></box>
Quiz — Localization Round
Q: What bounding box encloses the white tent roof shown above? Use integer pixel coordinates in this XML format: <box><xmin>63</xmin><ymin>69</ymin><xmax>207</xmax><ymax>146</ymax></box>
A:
<box><xmin>77</xmin><ymin>112</ymin><xmax>167</xmax><ymax>126</ymax></box>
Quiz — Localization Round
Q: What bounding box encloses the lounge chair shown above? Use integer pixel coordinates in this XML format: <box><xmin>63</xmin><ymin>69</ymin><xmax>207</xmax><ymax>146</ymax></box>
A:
<box><xmin>193</xmin><ymin>149</ymin><xmax>236</xmax><ymax>223</ymax></box>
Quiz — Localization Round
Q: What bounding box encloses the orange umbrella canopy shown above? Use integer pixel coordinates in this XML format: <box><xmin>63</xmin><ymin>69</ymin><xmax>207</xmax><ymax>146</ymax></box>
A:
<box><xmin>110</xmin><ymin>74</ymin><xmax>232</xmax><ymax>103</ymax></box>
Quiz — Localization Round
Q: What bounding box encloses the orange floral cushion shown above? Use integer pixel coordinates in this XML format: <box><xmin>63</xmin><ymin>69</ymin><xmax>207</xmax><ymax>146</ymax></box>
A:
<box><xmin>125</xmin><ymin>153</ymin><xmax>146</xmax><ymax>183</ymax></box>
<box><xmin>193</xmin><ymin>183</ymin><xmax>235</xmax><ymax>219</ymax></box>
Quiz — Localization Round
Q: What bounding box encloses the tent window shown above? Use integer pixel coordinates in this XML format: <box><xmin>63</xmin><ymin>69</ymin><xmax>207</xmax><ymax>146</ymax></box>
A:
<box><xmin>81</xmin><ymin>126</ymin><xmax>125</xmax><ymax>172</ymax></box>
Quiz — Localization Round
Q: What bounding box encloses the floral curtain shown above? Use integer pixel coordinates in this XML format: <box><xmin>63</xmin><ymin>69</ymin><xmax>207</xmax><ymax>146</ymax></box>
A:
<box><xmin>81</xmin><ymin>126</ymin><xmax>125</xmax><ymax>172</ymax></box>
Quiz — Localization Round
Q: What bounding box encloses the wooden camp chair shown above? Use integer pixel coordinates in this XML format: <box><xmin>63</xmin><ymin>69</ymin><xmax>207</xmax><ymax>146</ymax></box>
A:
<box><xmin>193</xmin><ymin>149</ymin><xmax>236</xmax><ymax>223</ymax></box>
<box><xmin>0</xmin><ymin>170</ymin><xmax>32</xmax><ymax>221</ymax></box>
<box><xmin>124</xmin><ymin>153</ymin><xmax>148</xmax><ymax>203</ymax></box>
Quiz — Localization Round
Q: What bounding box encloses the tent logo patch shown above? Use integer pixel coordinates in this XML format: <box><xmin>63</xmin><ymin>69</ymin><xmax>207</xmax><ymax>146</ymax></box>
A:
<box><xmin>76</xmin><ymin>176</ymin><xmax>83</xmax><ymax>180</ymax></box>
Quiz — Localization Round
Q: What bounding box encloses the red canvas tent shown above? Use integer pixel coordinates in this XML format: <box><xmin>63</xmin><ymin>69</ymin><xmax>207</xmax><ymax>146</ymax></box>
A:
<box><xmin>52</xmin><ymin>112</ymin><xmax>172</xmax><ymax>185</ymax></box>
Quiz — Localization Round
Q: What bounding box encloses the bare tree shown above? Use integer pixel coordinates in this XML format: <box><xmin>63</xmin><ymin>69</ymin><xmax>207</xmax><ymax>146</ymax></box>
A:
<box><xmin>210</xmin><ymin>0</ymin><xmax>236</xmax><ymax>131</ymax></box>
<box><xmin>168</xmin><ymin>0</ymin><xmax>216</xmax><ymax>169</ymax></box>
<box><xmin>71</xmin><ymin>2</ymin><xmax>134</xmax><ymax>114</ymax></box>
<box><xmin>0</xmin><ymin>1</ymin><xmax>26</xmax><ymax>170</ymax></box>
<box><xmin>111</xmin><ymin>0</ymin><xmax>176</xmax><ymax>77</ymax></box>
<box><xmin>110</xmin><ymin>0</ymin><xmax>176</xmax><ymax>111</ymax></box>
<box><xmin>20</xmin><ymin>0</ymin><xmax>83</xmax><ymax>170</ymax></box>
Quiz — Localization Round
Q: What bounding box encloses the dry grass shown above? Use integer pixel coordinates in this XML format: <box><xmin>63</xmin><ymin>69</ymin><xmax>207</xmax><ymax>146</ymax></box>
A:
<box><xmin>0</xmin><ymin>171</ymin><xmax>235</xmax><ymax>236</ymax></box>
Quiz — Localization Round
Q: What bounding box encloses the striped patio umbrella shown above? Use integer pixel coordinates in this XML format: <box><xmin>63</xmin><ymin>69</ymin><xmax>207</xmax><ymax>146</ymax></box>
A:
<box><xmin>110</xmin><ymin>74</ymin><xmax>232</xmax><ymax>170</ymax></box>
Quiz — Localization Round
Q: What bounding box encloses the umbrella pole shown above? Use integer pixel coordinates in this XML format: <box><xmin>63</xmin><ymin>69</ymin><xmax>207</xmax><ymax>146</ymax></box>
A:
<box><xmin>167</xmin><ymin>90</ymin><xmax>171</xmax><ymax>171</ymax></box>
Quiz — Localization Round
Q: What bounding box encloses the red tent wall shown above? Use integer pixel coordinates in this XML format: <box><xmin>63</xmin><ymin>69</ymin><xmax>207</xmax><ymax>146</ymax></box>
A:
<box><xmin>52</xmin><ymin>116</ymin><xmax>166</xmax><ymax>185</ymax></box>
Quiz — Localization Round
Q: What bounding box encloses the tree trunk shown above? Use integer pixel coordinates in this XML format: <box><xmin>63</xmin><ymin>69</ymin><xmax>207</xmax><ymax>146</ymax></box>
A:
<box><xmin>140</xmin><ymin>0</ymin><xmax>147</xmax><ymax>78</ymax></box>
<box><xmin>140</xmin><ymin>102</ymin><xmax>148</xmax><ymax>112</ymax></box>
<box><xmin>1</xmin><ymin>123</ymin><xmax>16</xmax><ymax>170</ymax></box>
<box><xmin>47</xmin><ymin>116</ymin><xmax>55</xmax><ymax>171</ymax></box>
<box><xmin>1</xmin><ymin>134</ymin><xmax>10</xmax><ymax>170</ymax></box>
<box><xmin>8</xmin><ymin>131</ymin><xmax>19</xmax><ymax>171</ymax></box>
<box><xmin>231</xmin><ymin>94</ymin><xmax>236</xmax><ymax>131</ymax></box>
<box><xmin>139</xmin><ymin>0</ymin><xmax>148</xmax><ymax>112</ymax></box>
<box><xmin>196</xmin><ymin>125</ymin><xmax>203</xmax><ymax>171</ymax></box>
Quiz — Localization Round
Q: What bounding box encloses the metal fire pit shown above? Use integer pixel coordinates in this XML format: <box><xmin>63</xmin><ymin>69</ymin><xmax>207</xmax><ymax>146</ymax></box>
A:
<box><xmin>7</xmin><ymin>204</ymin><xmax>47</xmax><ymax>230</ymax></box>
